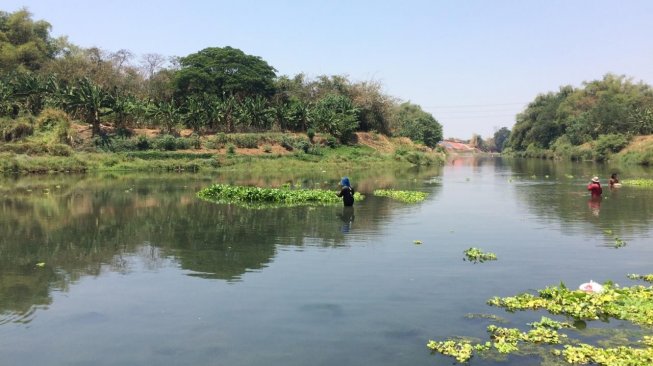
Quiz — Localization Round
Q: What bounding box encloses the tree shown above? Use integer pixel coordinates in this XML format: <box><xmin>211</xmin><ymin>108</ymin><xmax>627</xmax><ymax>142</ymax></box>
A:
<box><xmin>311</xmin><ymin>94</ymin><xmax>359</xmax><ymax>143</ymax></box>
<box><xmin>493</xmin><ymin>127</ymin><xmax>511</xmax><ymax>152</ymax></box>
<box><xmin>469</xmin><ymin>134</ymin><xmax>484</xmax><ymax>150</ymax></box>
<box><xmin>174</xmin><ymin>46</ymin><xmax>277</xmax><ymax>99</ymax></box>
<box><xmin>65</xmin><ymin>78</ymin><xmax>113</xmax><ymax>136</ymax></box>
<box><xmin>395</xmin><ymin>102</ymin><xmax>442</xmax><ymax>148</ymax></box>
<box><xmin>0</xmin><ymin>8</ymin><xmax>59</xmax><ymax>72</ymax></box>
<box><xmin>140</xmin><ymin>53</ymin><xmax>167</xmax><ymax>79</ymax></box>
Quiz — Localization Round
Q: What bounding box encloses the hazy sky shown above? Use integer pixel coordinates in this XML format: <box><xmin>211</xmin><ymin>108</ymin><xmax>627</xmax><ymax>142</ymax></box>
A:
<box><xmin>5</xmin><ymin>0</ymin><xmax>653</xmax><ymax>139</ymax></box>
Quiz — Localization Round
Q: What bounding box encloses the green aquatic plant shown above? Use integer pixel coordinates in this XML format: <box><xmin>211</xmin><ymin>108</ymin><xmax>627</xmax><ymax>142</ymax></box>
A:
<box><xmin>555</xmin><ymin>343</ymin><xmax>653</xmax><ymax>365</ymax></box>
<box><xmin>488</xmin><ymin>282</ymin><xmax>653</xmax><ymax>326</ymax></box>
<box><xmin>614</xmin><ymin>237</ymin><xmax>627</xmax><ymax>248</ymax></box>
<box><xmin>628</xmin><ymin>274</ymin><xmax>653</xmax><ymax>283</ymax></box>
<box><xmin>429</xmin><ymin>279</ymin><xmax>653</xmax><ymax>365</ymax></box>
<box><xmin>463</xmin><ymin>247</ymin><xmax>497</xmax><ymax>263</ymax></box>
<box><xmin>622</xmin><ymin>179</ymin><xmax>653</xmax><ymax>187</ymax></box>
<box><xmin>197</xmin><ymin>184</ymin><xmax>364</xmax><ymax>208</ymax></box>
<box><xmin>426</xmin><ymin>339</ymin><xmax>490</xmax><ymax>363</ymax></box>
<box><xmin>373</xmin><ymin>189</ymin><xmax>428</xmax><ymax>203</ymax></box>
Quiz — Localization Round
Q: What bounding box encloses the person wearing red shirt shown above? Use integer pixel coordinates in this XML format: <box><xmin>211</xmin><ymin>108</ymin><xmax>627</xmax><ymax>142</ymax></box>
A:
<box><xmin>587</xmin><ymin>176</ymin><xmax>603</xmax><ymax>198</ymax></box>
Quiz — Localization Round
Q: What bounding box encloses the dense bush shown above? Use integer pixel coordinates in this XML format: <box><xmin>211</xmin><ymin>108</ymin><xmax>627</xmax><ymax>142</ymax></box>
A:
<box><xmin>1</xmin><ymin>116</ymin><xmax>34</xmax><ymax>141</ymax></box>
<box><xmin>593</xmin><ymin>133</ymin><xmax>631</xmax><ymax>161</ymax></box>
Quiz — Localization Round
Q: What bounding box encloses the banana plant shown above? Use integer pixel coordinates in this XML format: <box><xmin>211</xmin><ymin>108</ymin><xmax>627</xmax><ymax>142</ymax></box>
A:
<box><xmin>146</xmin><ymin>99</ymin><xmax>181</xmax><ymax>134</ymax></box>
<box><xmin>65</xmin><ymin>77</ymin><xmax>113</xmax><ymax>136</ymax></box>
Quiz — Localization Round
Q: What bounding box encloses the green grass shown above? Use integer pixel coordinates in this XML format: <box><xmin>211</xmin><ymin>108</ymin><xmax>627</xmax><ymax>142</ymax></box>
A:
<box><xmin>197</xmin><ymin>183</ymin><xmax>365</xmax><ymax>208</ymax></box>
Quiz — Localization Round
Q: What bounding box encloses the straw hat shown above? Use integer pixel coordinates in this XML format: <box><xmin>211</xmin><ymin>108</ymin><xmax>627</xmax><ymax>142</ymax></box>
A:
<box><xmin>591</xmin><ymin>177</ymin><xmax>600</xmax><ymax>183</ymax></box>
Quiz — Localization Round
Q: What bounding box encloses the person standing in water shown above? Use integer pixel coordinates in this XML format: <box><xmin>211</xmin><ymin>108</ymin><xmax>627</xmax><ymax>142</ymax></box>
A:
<box><xmin>337</xmin><ymin>176</ymin><xmax>355</xmax><ymax>206</ymax></box>
<box><xmin>587</xmin><ymin>176</ymin><xmax>603</xmax><ymax>198</ymax></box>
<box><xmin>609</xmin><ymin>173</ymin><xmax>620</xmax><ymax>188</ymax></box>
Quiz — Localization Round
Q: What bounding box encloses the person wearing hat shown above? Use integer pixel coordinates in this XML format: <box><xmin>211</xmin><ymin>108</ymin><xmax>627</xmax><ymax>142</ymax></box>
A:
<box><xmin>337</xmin><ymin>176</ymin><xmax>355</xmax><ymax>206</ymax></box>
<box><xmin>587</xmin><ymin>176</ymin><xmax>603</xmax><ymax>198</ymax></box>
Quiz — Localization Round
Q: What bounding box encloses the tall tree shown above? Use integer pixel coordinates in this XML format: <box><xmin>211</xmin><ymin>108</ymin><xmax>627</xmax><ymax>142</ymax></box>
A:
<box><xmin>0</xmin><ymin>8</ymin><xmax>59</xmax><ymax>72</ymax></box>
<box><xmin>174</xmin><ymin>46</ymin><xmax>277</xmax><ymax>99</ymax></box>
<box><xmin>493</xmin><ymin>127</ymin><xmax>511</xmax><ymax>152</ymax></box>
<box><xmin>394</xmin><ymin>102</ymin><xmax>443</xmax><ymax>148</ymax></box>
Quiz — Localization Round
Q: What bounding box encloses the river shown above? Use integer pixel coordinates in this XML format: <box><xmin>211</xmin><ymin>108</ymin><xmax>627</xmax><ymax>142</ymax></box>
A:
<box><xmin>1</xmin><ymin>157</ymin><xmax>652</xmax><ymax>366</ymax></box>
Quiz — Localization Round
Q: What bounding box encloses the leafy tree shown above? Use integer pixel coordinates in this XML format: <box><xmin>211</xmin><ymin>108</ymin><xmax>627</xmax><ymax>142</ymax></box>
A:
<box><xmin>238</xmin><ymin>95</ymin><xmax>274</xmax><ymax>131</ymax></box>
<box><xmin>395</xmin><ymin>102</ymin><xmax>442</xmax><ymax>148</ymax></box>
<box><xmin>65</xmin><ymin>78</ymin><xmax>113</xmax><ymax>136</ymax></box>
<box><xmin>0</xmin><ymin>8</ymin><xmax>59</xmax><ymax>72</ymax></box>
<box><xmin>349</xmin><ymin>80</ymin><xmax>396</xmax><ymax>134</ymax></box>
<box><xmin>510</xmin><ymin>74</ymin><xmax>653</xmax><ymax>151</ymax></box>
<box><xmin>174</xmin><ymin>46</ymin><xmax>277</xmax><ymax>99</ymax></box>
<box><xmin>311</xmin><ymin>94</ymin><xmax>359</xmax><ymax>143</ymax></box>
<box><xmin>469</xmin><ymin>134</ymin><xmax>484</xmax><ymax>150</ymax></box>
<box><xmin>146</xmin><ymin>99</ymin><xmax>181</xmax><ymax>134</ymax></box>
<box><xmin>493</xmin><ymin>127</ymin><xmax>511</xmax><ymax>152</ymax></box>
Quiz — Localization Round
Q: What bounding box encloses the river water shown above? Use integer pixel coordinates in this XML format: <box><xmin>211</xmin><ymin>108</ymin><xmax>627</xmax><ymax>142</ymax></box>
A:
<box><xmin>1</xmin><ymin>157</ymin><xmax>652</xmax><ymax>366</ymax></box>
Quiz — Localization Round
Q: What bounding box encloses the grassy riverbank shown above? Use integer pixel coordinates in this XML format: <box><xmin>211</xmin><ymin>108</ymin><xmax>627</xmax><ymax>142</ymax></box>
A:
<box><xmin>0</xmin><ymin>123</ymin><xmax>444</xmax><ymax>174</ymax></box>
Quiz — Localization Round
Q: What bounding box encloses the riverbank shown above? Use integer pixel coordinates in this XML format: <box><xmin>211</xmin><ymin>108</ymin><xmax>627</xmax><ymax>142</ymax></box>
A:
<box><xmin>503</xmin><ymin>134</ymin><xmax>653</xmax><ymax>165</ymax></box>
<box><xmin>0</xmin><ymin>125</ymin><xmax>445</xmax><ymax>174</ymax></box>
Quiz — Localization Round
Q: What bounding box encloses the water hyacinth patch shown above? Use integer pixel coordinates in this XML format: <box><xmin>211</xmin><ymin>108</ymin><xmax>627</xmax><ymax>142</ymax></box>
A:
<box><xmin>198</xmin><ymin>184</ymin><xmax>364</xmax><ymax>208</ymax></box>
<box><xmin>463</xmin><ymin>247</ymin><xmax>497</xmax><ymax>263</ymax></box>
<box><xmin>622</xmin><ymin>179</ymin><xmax>653</xmax><ymax>187</ymax></box>
<box><xmin>373</xmin><ymin>189</ymin><xmax>428</xmax><ymax>203</ymax></box>
<box><xmin>428</xmin><ymin>278</ymin><xmax>653</xmax><ymax>365</ymax></box>
<box><xmin>628</xmin><ymin>274</ymin><xmax>653</xmax><ymax>283</ymax></box>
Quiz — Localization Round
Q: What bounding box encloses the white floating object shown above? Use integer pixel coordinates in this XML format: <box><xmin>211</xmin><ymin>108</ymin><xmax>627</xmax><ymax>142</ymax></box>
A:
<box><xmin>579</xmin><ymin>280</ymin><xmax>604</xmax><ymax>293</ymax></box>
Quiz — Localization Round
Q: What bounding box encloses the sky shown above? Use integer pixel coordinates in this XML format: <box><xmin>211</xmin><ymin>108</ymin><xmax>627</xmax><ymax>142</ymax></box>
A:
<box><xmin>4</xmin><ymin>0</ymin><xmax>653</xmax><ymax>139</ymax></box>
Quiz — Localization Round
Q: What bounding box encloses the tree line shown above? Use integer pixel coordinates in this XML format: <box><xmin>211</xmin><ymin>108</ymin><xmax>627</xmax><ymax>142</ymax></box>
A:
<box><xmin>507</xmin><ymin>74</ymin><xmax>653</xmax><ymax>155</ymax></box>
<box><xmin>0</xmin><ymin>8</ymin><xmax>442</xmax><ymax>146</ymax></box>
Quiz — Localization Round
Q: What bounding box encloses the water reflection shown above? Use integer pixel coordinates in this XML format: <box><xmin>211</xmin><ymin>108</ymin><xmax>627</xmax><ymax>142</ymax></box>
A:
<box><xmin>507</xmin><ymin>158</ymin><xmax>653</xmax><ymax>238</ymax></box>
<box><xmin>337</xmin><ymin>206</ymin><xmax>355</xmax><ymax>233</ymax></box>
<box><xmin>0</xmin><ymin>167</ymin><xmax>442</xmax><ymax>324</ymax></box>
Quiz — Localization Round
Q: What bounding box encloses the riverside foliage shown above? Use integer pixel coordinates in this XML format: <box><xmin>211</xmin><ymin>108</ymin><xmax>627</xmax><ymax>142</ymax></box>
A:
<box><xmin>0</xmin><ymin>9</ymin><xmax>442</xmax><ymax>145</ymax></box>
<box><xmin>197</xmin><ymin>184</ymin><xmax>364</xmax><ymax>208</ymax></box>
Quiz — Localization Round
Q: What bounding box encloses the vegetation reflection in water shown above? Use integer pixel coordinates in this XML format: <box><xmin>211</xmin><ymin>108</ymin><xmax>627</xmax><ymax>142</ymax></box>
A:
<box><xmin>197</xmin><ymin>183</ymin><xmax>365</xmax><ymax>207</ymax></box>
<box><xmin>372</xmin><ymin>189</ymin><xmax>428</xmax><ymax>203</ymax></box>
<box><xmin>428</xmin><ymin>275</ymin><xmax>653</xmax><ymax>365</ymax></box>
<box><xmin>1</xmin><ymin>168</ymin><xmax>438</xmax><ymax>324</ymax></box>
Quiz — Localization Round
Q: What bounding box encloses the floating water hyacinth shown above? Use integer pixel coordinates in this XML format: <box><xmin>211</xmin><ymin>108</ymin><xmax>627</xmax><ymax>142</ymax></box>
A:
<box><xmin>622</xmin><ymin>179</ymin><xmax>653</xmax><ymax>187</ymax></box>
<box><xmin>198</xmin><ymin>184</ymin><xmax>364</xmax><ymax>208</ymax></box>
<box><xmin>373</xmin><ymin>189</ymin><xmax>428</xmax><ymax>203</ymax></box>
<box><xmin>429</xmin><ymin>278</ymin><xmax>653</xmax><ymax>364</ymax></box>
<box><xmin>463</xmin><ymin>247</ymin><xmax>497</xmax><ymax>263</ymax></box>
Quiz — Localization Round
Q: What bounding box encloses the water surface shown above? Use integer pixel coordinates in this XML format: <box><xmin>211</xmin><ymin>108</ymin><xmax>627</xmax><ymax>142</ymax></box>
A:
<box><xmin>1</xmin><ymin>157</ymin><xmax>652</xmax><ymax>365</ymax></box>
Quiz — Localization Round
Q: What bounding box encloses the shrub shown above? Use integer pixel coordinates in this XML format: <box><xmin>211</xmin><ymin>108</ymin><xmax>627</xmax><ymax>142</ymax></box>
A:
<box><xmin>231</xmin><ymin>134</ymin><xmax>259</xmax><ymax>148</ymax></box>
<box><xmin>36</xmin><ymin>108</ymin><xmax>69</xmax><ymax>132</ymax></box>
<box><xmin>263</xmin><ymin>145</ymin><xmax>272</xmax><ymax>153</ymax></box>
<box><xmin>1</xmin><ymin>117</ymin><xmax>34</xmax><ymax>141</ymax></box>
<box><xmin>136</xmin><ymin>135</ymin><xmax>150</xmax><ymax>150</ymax></box>
<box><xmin>226</xmin><ymin>143</ymin><xmax>236</xmax><ymax>155</ymax></box>
<box><xmin>307</xmin><ymin>128</ymin><xmax>315</xmax><ymax>142</ymax></box>
<box><xmin>324</xmin><ymin>135</ymin><xmax>339</xmax><ymax>148</ymax></box>
<box><xmin>594</xmin><ymin>133</ymin><xmax>630</xmax><ymax>161</ymax></box>
<box><xmin>153</xmin><ymin>135</ymin><xmax>178</xmax><ymax>151</ymax></box>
